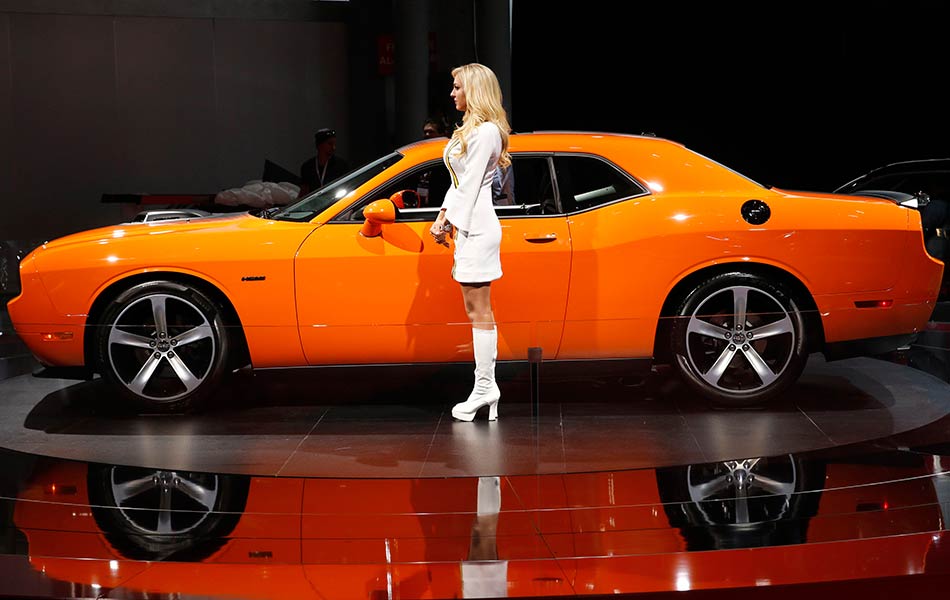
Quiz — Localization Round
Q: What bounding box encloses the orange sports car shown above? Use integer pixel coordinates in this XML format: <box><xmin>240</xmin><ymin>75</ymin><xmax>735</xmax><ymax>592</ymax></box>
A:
<box><xmin>7</xmin><ymin>132</ymin><xmax>944</xmax><ymax>412</ymax></box>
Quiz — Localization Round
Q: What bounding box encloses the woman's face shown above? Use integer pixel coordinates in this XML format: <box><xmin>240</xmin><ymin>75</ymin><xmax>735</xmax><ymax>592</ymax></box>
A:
<box><xmin>451</xmin><ymin>76</ymin><xmax>467</xmax><ymax>113</ymax></box>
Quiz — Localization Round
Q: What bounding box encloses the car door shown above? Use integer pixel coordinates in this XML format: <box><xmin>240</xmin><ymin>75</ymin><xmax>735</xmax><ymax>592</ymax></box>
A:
<box><xmin>553</xmin><ymin>154</ymin><xmax>655</xmax><ymax>359</ymax></box>
<box><xmin>293</xmin><ymin>156</ymin><xmax>572</xmax><ymax>365</ymax></box>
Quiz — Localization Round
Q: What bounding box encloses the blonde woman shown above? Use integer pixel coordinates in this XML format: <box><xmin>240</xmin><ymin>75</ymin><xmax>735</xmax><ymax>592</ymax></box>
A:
<box><xmin>430</xmin><ymin>63</ymin><xmax>511</xmax><ymax>422</ymax></box>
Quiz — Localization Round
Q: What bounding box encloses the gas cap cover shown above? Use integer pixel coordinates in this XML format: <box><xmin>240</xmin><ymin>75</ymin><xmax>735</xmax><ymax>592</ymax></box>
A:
<box><xmin>741</xmin><ymin>199</ymin><xmax>771</xmax><ymax>225</ymax></box>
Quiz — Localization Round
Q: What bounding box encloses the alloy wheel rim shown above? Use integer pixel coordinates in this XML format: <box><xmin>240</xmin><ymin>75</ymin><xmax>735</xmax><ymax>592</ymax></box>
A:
<box><xmin>109</xmin><ymin>466</ymin><xmax>219</xmax><ymax>535</ymax></box>
<box><xmin>685</xmin><ymin>285</ymin><xmax>796</xmax><ymax>394</ymax></box>
<box><xmin>107</xmin><ymin>293</ymin><xmax>216</xmax><ymax>402</ymax></box>
<box><xmin>686</xmin><ymin>455</ymin><xmax>798</xmax><ymax>525</ymax></box>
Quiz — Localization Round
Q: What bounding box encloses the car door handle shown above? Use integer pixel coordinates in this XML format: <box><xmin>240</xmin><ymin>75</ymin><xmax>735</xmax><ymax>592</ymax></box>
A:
<box><xmin>524</xmin><ymin>232</ymin><xmax>558</xmax><ymax>243</ymax></box>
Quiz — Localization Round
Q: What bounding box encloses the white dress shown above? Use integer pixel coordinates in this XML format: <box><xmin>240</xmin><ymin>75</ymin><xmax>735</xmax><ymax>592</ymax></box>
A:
<box><xmin>441</xmin><ymin>122</ymin><xmax>503</xmax><ymax>283</ymax></box>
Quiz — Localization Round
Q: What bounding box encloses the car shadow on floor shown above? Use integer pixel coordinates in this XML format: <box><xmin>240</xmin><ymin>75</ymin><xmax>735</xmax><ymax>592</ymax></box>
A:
<box><xmin>20</xmin><ymin>364</ymin><xmax>676</xmax><ymax>432</ymax></box>
<box><xmin>19</xmin><ymin>358</ymin><xmax>898</xmax><ymax>437</ymax></box>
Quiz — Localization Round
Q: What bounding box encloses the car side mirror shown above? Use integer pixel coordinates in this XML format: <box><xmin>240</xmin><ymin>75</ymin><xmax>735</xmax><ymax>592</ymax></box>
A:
<box><xmin>360</xmin><ymin>199</ymin><xmax>397</xmax><ymax>237</ymax></box>
<box><xmin>389</xmin><ymin>189</ymin><xmax>420</xmax><ymax>209</ymax></box>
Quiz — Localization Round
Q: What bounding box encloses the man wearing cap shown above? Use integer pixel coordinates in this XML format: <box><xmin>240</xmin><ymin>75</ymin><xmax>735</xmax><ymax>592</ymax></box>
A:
<box><xmin>299</xmin><ymin>128</ymin><xmax>351</xmax><ymax>194</ymax></box>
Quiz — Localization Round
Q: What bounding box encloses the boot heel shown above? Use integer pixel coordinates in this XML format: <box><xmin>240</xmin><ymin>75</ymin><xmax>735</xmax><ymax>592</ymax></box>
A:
<box><xmin>488</xmin><ymin>400</ymin><xmax>499</xmax><ymax>421</ymax></box>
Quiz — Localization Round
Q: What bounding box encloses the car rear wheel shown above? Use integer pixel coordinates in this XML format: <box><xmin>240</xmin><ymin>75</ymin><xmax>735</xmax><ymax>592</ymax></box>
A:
<box><xmin>670</xmin><ymin>272</ymin><xmax>807</xmax><ymax>407</ymax></box>
<box><xmin>88</xmin><ymin>463</ymin><xmax>248</xmax><ymax>561</ymax></box>
<box><xmin>655</xmin><ymin>454</ymin><xmax>824</xmax><ymax>551</ymax></box>
<box><xmin>95</xmin><ymin>280</ymin><xmax>229</xmax><ymax>413</ymax></box>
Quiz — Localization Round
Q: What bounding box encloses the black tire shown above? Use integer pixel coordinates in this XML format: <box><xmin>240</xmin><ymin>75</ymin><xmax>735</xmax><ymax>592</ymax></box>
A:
<box><xmin>95</xmin><ymin>280</ymin><xmax>230</xmax><ymax>413</ymax></box>
<box><xmin>670</xmin><ymin>272</ymin><xmax>807</xmax><ymax>407</ymax></box>
<box><xmin>87</xmin><ymin>464</ymin><xmax>248</xmax><ymax>561</ymax></box>
<box><xmin>656</xmin><ymin>455</ymin><xmax>825</xmax><ymax>551</ymax></box>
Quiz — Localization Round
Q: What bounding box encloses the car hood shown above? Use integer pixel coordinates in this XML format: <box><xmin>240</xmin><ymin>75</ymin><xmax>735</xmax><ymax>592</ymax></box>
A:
<box><xmin>40</xmin><ymin>213</ymin><xmax>252</xmax><ymax>252</ymax></box>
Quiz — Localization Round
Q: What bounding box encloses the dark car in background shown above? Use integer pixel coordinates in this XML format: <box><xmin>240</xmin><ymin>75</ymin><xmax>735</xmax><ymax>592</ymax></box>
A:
<box><xmin>0</xmin><ymin>240</ymin><xmax>47</xmax><ymax>299</ymax></box>
<box><xmin>835</xmin><ymin>159</ymin><xmax>949</xmax><ymax>300</ymax></box>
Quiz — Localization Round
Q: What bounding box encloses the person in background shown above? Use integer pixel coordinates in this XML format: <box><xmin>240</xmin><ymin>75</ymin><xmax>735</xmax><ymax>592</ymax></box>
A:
<box><xmin>492</xmin><ymin>163</ymin><xmax>514</xmax><ymax>206</ymax></box>
<box><xmin>417</xmin><ymin>116</ymin><xmax>451</xmax><ymax>206</ymax></box>
<box><xmin>299</xmin><ymin>128</ymin><xmax>351</xmax><ymax>194</ymax></box>
<box><xmin>422</xmin><ymin>115</ymin><xmax>449</xmax><ymax>139</ymax></box>
<box><xmin>429</xmin><ymin>63</ymin><xmax>511</xmax><ymax>422</ymax></box>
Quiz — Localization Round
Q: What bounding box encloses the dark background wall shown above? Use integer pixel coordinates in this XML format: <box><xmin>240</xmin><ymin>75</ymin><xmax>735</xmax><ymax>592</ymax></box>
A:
<box><xmin>2</xmin><ymin>0</ymin><xmax>949</xmax><ymax>245</ymax></box>
<box><xmin>0</xmin><ymin>2</ymin><xmax>350</xmax><ymax>241</ymax></box>
<box><xmin>511</xmin><ymin>0</ymin><xmax>950</xmax><ymax>191</ymax></box>
<box><xmin>0</xmin><ymin>0</ymin><xmax>491</xmax><ymax>243</ymax></box>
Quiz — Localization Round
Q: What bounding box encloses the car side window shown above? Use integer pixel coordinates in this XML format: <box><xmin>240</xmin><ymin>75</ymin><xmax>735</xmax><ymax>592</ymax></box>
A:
<box><xmin>340</xmin><ymin>156</ymin><xmax>563</xmax><ymax>222</ymax></box>
<box><xmin>493</xmin><ymin>156</ymin><xmax>560</xmax><ymax>217</ymax></box>
<box><xmin>340</xmin><ymin>161</ymin><xmax>448</xmax><ymax>221</ymax></box>
<box><xmin>891</xmin><ymin>172</ymin><xmax>950</xmax><ymax>196</ymax></box>
<box><xmin>553</xmin><ymin>155</ymin><xmax>646</xmax><ymax>213</ymax></box>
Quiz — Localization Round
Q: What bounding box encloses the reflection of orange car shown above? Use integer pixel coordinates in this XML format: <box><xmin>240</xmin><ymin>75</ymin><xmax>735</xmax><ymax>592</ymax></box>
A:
<box><xmin>11</xmin><ymin>454</ymin><xmax>948</xmax><ymax>597</ymax></box>
<box><xmin>8</xmin><ymin>133</ymin><xmax>943</xmax><ymax>412</ymax></box>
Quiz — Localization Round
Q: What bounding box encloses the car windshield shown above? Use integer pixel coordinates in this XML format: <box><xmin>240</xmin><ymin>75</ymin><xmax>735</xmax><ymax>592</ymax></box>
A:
<box><xmin>266</xmin><ymin>152</ymin><xmax>403</xmax><ymax>222</ymax></box>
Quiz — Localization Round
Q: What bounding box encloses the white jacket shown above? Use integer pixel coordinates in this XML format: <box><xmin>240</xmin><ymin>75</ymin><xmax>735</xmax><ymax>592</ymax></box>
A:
<box><xmin>441</xmin><ymin>122</ymin><xmax>502</xmax><ymax>234</ymax></box>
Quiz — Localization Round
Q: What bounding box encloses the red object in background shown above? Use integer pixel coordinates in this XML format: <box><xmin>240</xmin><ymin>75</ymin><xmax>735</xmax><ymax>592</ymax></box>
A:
<box><xmin>376</xmin><ymin>32</ymin><xmax>437</xmax><ymax>76</ymax></box>
<box><xmin>378</xmin><ymin>34</ymin><xmax>394</xmax><ymax>75</ymax></box>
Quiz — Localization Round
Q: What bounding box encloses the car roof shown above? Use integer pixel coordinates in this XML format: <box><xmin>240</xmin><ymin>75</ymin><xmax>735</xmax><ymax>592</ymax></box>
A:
<box><xmin>397</xmin><ymin>131</ymin><xmax>699</xmax><ymax>165</ymax></box>
<box><xmin>836</xmin><ymin>158</ymin><xmax>950</xmax><ymax>192</ymax></box>
<box><xmin>397</xmin><ymin>130</ymin><xmax>672</xmax><ymax>153</ymax></box>
<box><xmin>396</xmin><ymin>131</ymin><xmax>764</xmax><ymax>194</ymax></box>
<box><xmin>856</xmin><ymin>158</ymin><xmax>950</xmax><ymax>177</ymax></box>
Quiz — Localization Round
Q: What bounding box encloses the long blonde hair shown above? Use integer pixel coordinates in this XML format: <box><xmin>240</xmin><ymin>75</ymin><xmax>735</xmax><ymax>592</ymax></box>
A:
<box><xmin>451</xmin><ymin>63</ymin><xmax>511</xmax><ymax>168</ymax></box>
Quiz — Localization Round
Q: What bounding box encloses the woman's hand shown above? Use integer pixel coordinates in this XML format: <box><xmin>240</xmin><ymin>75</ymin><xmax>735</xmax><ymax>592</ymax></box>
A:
<box><xmin>430</xmin><ymin>210</ymin><xmax>452</xmax><ymax>247</ymax></box>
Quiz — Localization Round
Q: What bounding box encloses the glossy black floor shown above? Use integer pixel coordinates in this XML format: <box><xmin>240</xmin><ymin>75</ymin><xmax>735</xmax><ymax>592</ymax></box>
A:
<box><xmin>1</xmin><ymin>299</ymin><xmax>949</xmax><ymax>599</ymax></box>
<box><xmin>1</xmin><ymin>352</ymin><xmax>949</xmax><ymax>479</ymax></box>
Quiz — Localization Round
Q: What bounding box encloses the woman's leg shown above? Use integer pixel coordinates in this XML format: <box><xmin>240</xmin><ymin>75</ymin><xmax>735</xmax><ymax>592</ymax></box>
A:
<box><xmin>452</xmin><ymin>283</ymin><xmax>500</xmax><ymax>420</ymax></box>
<box><xmin>460</xmin><ymin>283</ymin><xmax>494</xmax><ymax>329</ymax></box>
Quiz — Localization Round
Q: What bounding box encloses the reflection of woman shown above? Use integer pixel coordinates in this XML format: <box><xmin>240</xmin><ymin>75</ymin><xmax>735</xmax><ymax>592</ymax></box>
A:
<box><xmin>462</xmin><ymin>476</ymin><xmax>507</xmax><ymax>598</ymax></box>
<box><xmin>430</xmin><ymin>63</ymin><xmax>512</xmax><ymax>422</ymax></box>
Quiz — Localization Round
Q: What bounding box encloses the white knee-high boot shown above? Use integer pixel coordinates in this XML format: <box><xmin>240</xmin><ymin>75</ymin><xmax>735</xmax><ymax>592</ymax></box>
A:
<box><xmin>451</xmin><ymin>327</ymin><xmax>500</xmax><ymax>421</ymax></box>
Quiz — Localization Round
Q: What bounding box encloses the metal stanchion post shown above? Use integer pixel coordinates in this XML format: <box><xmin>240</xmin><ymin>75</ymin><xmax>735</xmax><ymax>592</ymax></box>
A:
<box><xmin>528</xmin><ymin>346</ymin><xmax>542</xmax><ymax>417</ymax></box>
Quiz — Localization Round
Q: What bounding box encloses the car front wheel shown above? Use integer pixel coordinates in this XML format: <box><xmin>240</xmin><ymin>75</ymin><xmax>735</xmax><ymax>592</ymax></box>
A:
<box><xmin>95</xmin><ymin>280</ymin><xmax>230</xmax><ymax>413</ymax></box>
<box><xmin>670</xmin><ymin>272</ymin><xmax>807</xmax><ymax>407</ymax></box>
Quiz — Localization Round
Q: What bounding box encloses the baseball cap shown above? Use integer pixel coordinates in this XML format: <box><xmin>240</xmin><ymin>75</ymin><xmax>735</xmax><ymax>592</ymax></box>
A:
<box><xmin>314</xmin><ymin>128</ymin><xmax>336</xmax><ymax>145</ymax></box>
